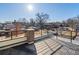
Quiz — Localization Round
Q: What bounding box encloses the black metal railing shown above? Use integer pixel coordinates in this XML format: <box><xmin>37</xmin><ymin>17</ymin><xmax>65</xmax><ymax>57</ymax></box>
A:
<box><xmin>0</xmin><ymin>30</ymin><xmax>26</xmax><ymax>41</ymax></box>
<box><xmin>0</xmin><ymin>29</ymin><xmax>48</xmax><ymax>42</ymax></box>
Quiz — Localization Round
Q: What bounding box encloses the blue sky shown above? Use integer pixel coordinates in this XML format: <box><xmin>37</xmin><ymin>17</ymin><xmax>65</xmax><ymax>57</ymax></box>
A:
<box><xmin>0</xmin><ymin>3</ymin><xmax>79</xmax><ymax>22</ymax></box>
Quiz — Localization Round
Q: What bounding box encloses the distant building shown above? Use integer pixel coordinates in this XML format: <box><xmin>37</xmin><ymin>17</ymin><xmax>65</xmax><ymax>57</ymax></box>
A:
<box><xmin>3</xmin><ymin>23</ymin><xmax>15</xmax><ymax>30</ymax></box>
<box><xmin>0</xmin><ymin>23</ymin><xmax>3</xmax><ymax>30</ymax></box>
<box><xmin>2</xmin><ymin>20</ymin><xmax>26</xmax><ymax>36</ymax></box>
<box><xmin>75</xmin><ymin>24</ymin><xmax>79</xmax><ymax>32</ymax></box>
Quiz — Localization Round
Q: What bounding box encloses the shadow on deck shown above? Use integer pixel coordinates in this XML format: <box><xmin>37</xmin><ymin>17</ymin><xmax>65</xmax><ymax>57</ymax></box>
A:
<box><xmin>0</xmin><ymin>43</ymin><xmax>37</xmax><ymax>55</ymax></box>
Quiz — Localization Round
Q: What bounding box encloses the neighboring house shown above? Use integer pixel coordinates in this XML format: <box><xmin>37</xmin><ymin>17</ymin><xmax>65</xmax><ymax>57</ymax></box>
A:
<box><xmin>0</xmin><ymin>23</ymin><xmax>3</xmax><ymax>30</ymax></box>
<box><xmin>3</xmin><ymin>22</ymin><xmax>26</xmax><ymax>30</ymax></box>
<box><xmin>3</xmin><ymin>23</ymin><xmax>15</xmax><ymax>30</ymax></box>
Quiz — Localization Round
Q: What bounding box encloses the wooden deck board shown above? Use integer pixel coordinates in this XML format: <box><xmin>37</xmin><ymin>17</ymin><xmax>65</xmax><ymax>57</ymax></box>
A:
<box><xmin>34</xmin><ymin>38</ymin><xmax>62</xmax><ymax>55</ymax></box>
<box><xmin>0</xmin><ymin>37</ymin><xmax>27</xmax><ymax>50</ymax></box>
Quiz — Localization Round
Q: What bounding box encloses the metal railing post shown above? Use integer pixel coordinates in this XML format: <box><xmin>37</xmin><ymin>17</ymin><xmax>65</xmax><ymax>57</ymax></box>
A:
<box><xmin>11</xmin><ymin>31</ymin><xmax>13</xmax><ymax>40</ymax></box>
<box><xmin>70</xmin><ymin>30</ymin><xmax>72</xmax><ymax>43</ymax></box>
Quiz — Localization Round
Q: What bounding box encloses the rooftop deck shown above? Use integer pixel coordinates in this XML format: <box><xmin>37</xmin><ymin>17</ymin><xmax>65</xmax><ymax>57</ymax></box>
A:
<box><xmin>0</xmin><ymin>34</ymin><xmax>78</xmax><ymax>55</ymax></box>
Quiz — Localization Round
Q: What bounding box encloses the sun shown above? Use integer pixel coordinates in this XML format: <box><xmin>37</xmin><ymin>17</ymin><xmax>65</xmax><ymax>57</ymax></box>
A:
<box><xmin>27</xmin><ymin>4</ymin><xmax>34</xmax><ymax>12</ymax></box>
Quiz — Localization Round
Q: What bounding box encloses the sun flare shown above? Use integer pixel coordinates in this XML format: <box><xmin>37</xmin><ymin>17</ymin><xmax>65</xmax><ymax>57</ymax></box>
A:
<box><xmin>27</xmin><ymin>4</ymin><xmax>34</xmax><ymax>12</ymax></box>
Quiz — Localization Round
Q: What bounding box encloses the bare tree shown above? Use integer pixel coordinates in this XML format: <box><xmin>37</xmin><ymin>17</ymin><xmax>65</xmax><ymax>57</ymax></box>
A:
<box><xmin>30</xmin><ymin>18</ymin><xmax>35</xmax><ymax>27</ymax></box>
<box><xmin>18</xmin><ymin>18</ymin><xmax>30</xmax><ymax>29</ymax></box>
<box><xmin>67</xmin><ymin>17</ymin><xmax>78</xmax><ymax>28</ymax></box>
<box><xmin>66</xmin><ymin>18</ymin><xmax>78</xmax><ymax>42</ymax></box>
<box><xmin>35</xmin><ymin>12</ymin><xmax>49</xmax><ymax>36</ymax></box>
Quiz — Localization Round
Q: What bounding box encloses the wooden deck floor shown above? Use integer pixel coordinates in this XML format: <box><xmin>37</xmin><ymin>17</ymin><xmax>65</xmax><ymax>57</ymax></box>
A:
<box><xmin>34</xmin><ymin>38</ymin><xmax>62</xmax><ymax>55</ymax></box>
<box><xmin>0</xmin><ymin>37</ymin><xmax>62</xmax><ymax>55</ymax></box>
<box><xmin>0</xmin><ymin>37</ymin><xmax>27</xmax><ymax>50</ymax></box>
<box><xmin>0</xmin><ymin>35</ymin><xmax>77</xmax><ymax>55</ymax></box>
